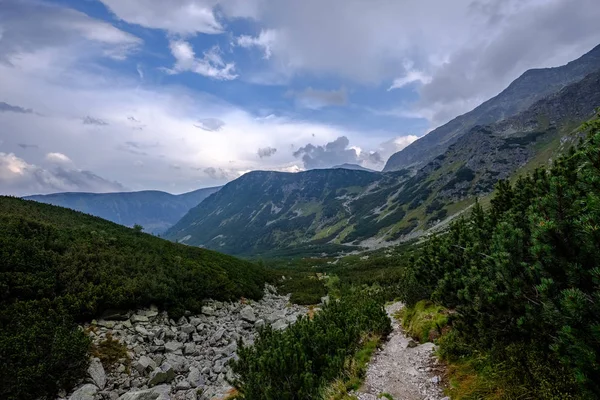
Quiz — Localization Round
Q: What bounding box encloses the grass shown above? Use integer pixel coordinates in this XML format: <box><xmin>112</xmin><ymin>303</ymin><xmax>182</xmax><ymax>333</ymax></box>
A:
<box><xmin>321</xmin><ymin>334</ymin><xmax>381</xmax><ymax>400</ymax></box>
<box><xmin>444</xmin><ymin>356</ymin><xmax>506</xmax><ymax>400</ymax></box>
<box><xmin>398</xmin><ymin>300</ymin><xmax>448</xmax><ymax>343</ymax></box>
<box><xmin>90</xmin><ymin>332</ymin><xmax>131</xmax><ymax>372</ymax></box>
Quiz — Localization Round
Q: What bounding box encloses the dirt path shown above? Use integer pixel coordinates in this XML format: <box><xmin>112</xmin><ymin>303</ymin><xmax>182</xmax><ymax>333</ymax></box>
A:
<box><xmin>354</xmin><ymin>302</ymin><xmax>448</xmax><ymax>400</ymax></box>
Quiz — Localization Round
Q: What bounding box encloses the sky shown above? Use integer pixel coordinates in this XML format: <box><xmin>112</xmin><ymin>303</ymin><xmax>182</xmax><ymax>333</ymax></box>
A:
<box><xmin>1</xmin><ymin>0</ymin><xmax>599</xmax><ymax>195</ymax></box>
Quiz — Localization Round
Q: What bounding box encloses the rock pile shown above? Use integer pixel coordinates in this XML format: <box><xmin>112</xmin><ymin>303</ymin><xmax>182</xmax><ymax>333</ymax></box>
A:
<box><xmin>62</xmin><ymin>286</ymin><xmax>306</xmax><ymax>400</ymax></box>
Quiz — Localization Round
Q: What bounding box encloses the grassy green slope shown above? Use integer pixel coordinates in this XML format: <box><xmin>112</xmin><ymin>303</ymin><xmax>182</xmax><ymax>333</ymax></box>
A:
<box><xmin>0</xmin><ymin>196</ymin><xmax>269</xmax><ymax>399</ymax></box>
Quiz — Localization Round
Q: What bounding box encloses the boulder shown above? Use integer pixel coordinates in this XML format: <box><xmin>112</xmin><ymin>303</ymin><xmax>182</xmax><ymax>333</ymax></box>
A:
<box><xmin>271</xmin><ymin>319</ymin><xmax>288</xmax><ymax>331</ymax></box>
<box><xmin>133</xmin><ymin>355</ymin><xmax>156</xmax><ymax>374</ymax></box>
<box><xmin>201</xmin><ymin>306</ymin><xmax>214</xmax><ymax>316</ymax></box>
<box><xmin>187</xmin><ymin>367</ymin><xmax>205</xmax><ymax>388</ymax></box>
<box><xmin>118</xmin><ymin>385</ymin><xmax>171</xmax><ymax>400</ymax></box>
<box><xmin>69</xmin><ymin>384</ymin><xmax>98</xmax><ymax>400</ymax></box>
<box><xmin>180</xmin><ymin>324</ymin><xmax>195</xmax><ymax>334</ymax></box>
<box><xmin>101</xmin><ymin>309</ymin><xmax>130</xmax><ymax>321</ymax></box>
<box><xmin>239</xmin><ymin>306</ymin><xmax>256</xmax><ymax>322</ymax></box>
<box><xmin>254</xmin><ymin>319</ymin><xmax>265</xmax><ymax>329</ymax></box>
<box><xmin>135</xmin><ymin>326</ymin><xmax>150</xmax><ymax>337</ymax></box>
<box><xmin>87</xmin><ymin>357</ymin><xmax>106</xmax><ymax>389</ymax></box>
<box><xmin>211</xmin><ymin>328</ymin><xmax>225</xmax><ymax>343</ymax></box>
<box><xmin>131</xmin><ymin>315</ymin><xmax>149</xmax><ymax>324</ymax></box>
<box><xmin>165</xmin><ymin>341</ymin><xmax>183</xmax><ymax>353</ymax></box>
<box><xmin>148</xmin><ymin>364</ymin><xmax>175</xmax><ymax>386</ymax></box>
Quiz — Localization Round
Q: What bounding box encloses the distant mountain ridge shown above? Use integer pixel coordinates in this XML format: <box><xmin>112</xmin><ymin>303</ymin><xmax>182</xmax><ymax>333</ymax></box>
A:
<box><xmin>331</xmin><ymin>163</ymin><xmax>377</xmax><ymax>172</ymax></box>
<box><xmin>25</xmin><ymin>186</ymin><xmax>221</xmax><ymax>234</ymax></box>
<box><xmin>165</xmin><ymin>50</ymin><xmax>600</xmax><ymax>257</ymax></box>
<box><xmin>384</xmin><ymin>44</ymin><xmax>600</xmax><ymax>172</ymax></box>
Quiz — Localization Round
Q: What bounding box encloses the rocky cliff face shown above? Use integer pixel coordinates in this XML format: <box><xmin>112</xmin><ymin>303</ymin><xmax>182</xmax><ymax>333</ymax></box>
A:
<box><xmin>62</xmin><ymin>286</ymin><xmax>307</xmax><ymax>400</ymax></box>
<box><xmin>383</xmin><ymin>44</ymin><xmax>600</xmax><ymax>172</ymax></box>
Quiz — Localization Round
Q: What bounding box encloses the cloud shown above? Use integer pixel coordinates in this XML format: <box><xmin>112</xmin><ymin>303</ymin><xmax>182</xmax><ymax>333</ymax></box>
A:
<box><xmin>286</xmin><ymin>87</ymin><xmax>348</xmax><ymax>109</ymax></box>
<box><xmin>378</xmin><ymin>135</ymin><xmax>419</xmax><ymax>161</ymax></box>
<box><xmin>0</xmin><ymin>102</ymin><xmax>33</xmax><ymax>114</ymax></box>
<box><xmin>257</xmin><ymin>146</ymin><xmax>277</xmax><ymax>158</ymax></box>
<box><xmin>97</xmin><ymin>0</ymin><xmax>224</xmax><ymax>35</ymax></box>
<box><xmin>388</xmin><ymin>62</ymin><xmax>432</xmax><ymax>90</ymax></box>
<box><xmin>45</xmin><ymin>152</ymin><xmax>72</xmax><ymax>164</ymax></box>
<box><xmin>166</xmin><ymin>40</ymin><xmax>237</xmax><ymax>80</ymax></box>
<box><xmin>194</xmin><ymin>118</ymin><xmax>226</xmax><ymax>131</ymax></box>
<box><xmin>83</xmin><ymin>116</ymin><xmax>109</xmax><ymax>126</ymax></box>
<box><xmin>0</xmin><ymin>152</ymin><xmax>125</xmax><ymax>196</ymax></box>
<box><xmin>203</xmin><ymin>167</ymin><xmax>236</xmax><ymax>180</ymax></box>
<box><xmin>0</xmin><ymin>0</ymin><xmax>142</xmax><ymax>63</ymax></box>
<box><xmin>412</xmin><ymin>0</ymin><xmax>600</xmax><ymax>126</ymax></box>
<box><xmin>293</xmin><ymin>136</ymin><xmax>361</xmax><ymax>169</ymax></box>
<box><xmin>236</xmin><ymin>30</ymin><xmax>277</xmax><ymax>59</ymax></box>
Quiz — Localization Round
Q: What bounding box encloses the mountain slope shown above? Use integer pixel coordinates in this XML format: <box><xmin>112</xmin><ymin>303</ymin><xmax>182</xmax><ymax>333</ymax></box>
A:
<box><xmin>332</xmin><ymin>163</ymin><xmax>376</xmax><ymax>172</ymax></box>
<box><xmin>384</xmin><ymin>44</ymin><xmax>600</xmax><ymax>172</ymax></box>
<box><xmin>166</xmin><ymin>69</ymin><xmax>600</xmax><ymax>257</ymax></box>
<box><xmin>25</xmin><ymin>186</ymin><xmax>221</xmax><ymax>234</ymax></box>
<box><xmin>0</xmin><ymin>196</ymin><xmax>268</xmax><ymax>399</ymax></box>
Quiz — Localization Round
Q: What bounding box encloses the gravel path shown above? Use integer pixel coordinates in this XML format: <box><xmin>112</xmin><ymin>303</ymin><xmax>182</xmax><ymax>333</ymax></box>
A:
<box><xmin>354</xmin><ymin>302</ymin><xmax>448</xmax><ymax>400</ymax></box>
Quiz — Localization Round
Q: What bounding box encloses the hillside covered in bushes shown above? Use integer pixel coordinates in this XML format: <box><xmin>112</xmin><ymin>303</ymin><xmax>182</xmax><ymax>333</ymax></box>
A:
<box><xmin>399</xmin><ymin>115</ymin><xmax>600</xmax><ymax>398</ymax></box>
<box><xmin>0</xmin><ymin>197</ymin><xmax>269</xmax><ymax>399</ymax></box>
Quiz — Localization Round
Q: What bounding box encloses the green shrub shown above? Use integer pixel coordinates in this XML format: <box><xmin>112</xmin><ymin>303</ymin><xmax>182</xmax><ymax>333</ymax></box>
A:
<box><xmin>403</xmin><ymin>115</ymin><xmax>600</xmax><ymax>398</ymax></box>
<box><xmin>229</xmin><ymin>294</ymin><xmax>391</xmax><ymax>399</ymax></box>
<box><xmin>0</xmin><ymin>300</ymin><xmax>91</xmax><ymax>400</ymax></box>
<box><xmin>0</xmin><ymin>196</ymin><xmax>269</xmax><ymax>399</ymax></box>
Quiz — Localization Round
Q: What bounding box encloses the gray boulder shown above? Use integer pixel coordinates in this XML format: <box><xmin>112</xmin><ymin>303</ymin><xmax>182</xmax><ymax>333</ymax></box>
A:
<box><xmin>201</xmin><ymin>306</ymin><xmax>214</xmax><ymax>316</ymax></box>
<box><xmin>133</xmin><ymin>355</ymin><xmax>156</xmax><ymax>374</ymax></box>
<box><xmin>239</xmin><ymin>306</ymin><xmax>256</xmax><ymax>322</ymax></box>
<box><xmin>180</xmin><ymin>324</ymin><xmax>195</xmax><ymax>334</ymax></box>
<box><xmin>118</xmin><ymin>385</ymin><xmax>171</xmax><ymax>400</ymax></box>
<box><xmin>87</xmin><ymin>358</ymin><xmax>106</xmax><ymax>389</ymax></box>
<box><xmin>272</xmin><ymin>319</ymin><xmax>288</xmax><ymax>331</ymax></box>
<box><xmin>148</xmin><ymin>363</ymin><xmax>175</xmax><ymax>386</ymax></box>
<box><xmin>69</xmin><ymin>384</ymin><xmax>98</xmax><ymax>400</ymax></box>
<box><xmin>187</xmin><ymin>367</ymin><xmax>205</xmax><ymax>388</ymax></box>
<box><xmin>165</xmin><ymin>341</ymin><xmax>183</xmax><ymax>353</ymax></box>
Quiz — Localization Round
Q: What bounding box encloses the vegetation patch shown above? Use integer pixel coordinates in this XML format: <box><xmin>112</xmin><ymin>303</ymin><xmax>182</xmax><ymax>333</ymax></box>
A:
<box><xmin>398</xmin><ymin>300</ymin><xmax>448</xmax><ymax>343</ymax></box>
<box><xmin>396</xmin><ymin>116</ymin><xmax>600</xmax><ymax>398</ymax></box>
<box><xmin>229</xmin><ymin>294</ymin><xmax>392</xmax><ymax>399</ymax></box>
<box><xmin>0</xmin><ymin>197</ymin><xmax>269</xmax><ymax>400</ymax></box>
<box><xmin>91</xmin><ymin>332</ymin><xmax>131</xmax><ymax>372</ymax></box>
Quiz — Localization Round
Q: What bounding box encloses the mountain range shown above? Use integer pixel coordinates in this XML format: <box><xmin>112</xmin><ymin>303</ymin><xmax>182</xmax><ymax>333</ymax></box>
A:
<box><xmin>25</xmin><ymin>187</ymin><xmax>221</xmax><ymax>234</ymax></box>
<box><xmin>165</xmin><ymin>45</ymin><xmax>600</xmax><ymax>256</ymax></box>
<box><xmin>383</xmin><ymin>44</ymin><xmax>600</xmax><ymax>172</ymax></box>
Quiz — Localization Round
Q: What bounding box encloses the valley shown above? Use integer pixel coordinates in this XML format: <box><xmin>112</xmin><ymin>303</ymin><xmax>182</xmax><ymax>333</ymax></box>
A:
<box><xmin>2</xmin><ymin>10</ymin><xmax>600</xmax><ymax>400</ymax></box>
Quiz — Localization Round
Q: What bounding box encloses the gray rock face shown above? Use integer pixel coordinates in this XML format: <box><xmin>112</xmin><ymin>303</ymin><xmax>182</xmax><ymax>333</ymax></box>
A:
<box><xmin>72</xmin><ymin>287</ymin><xmax>307</xmax><ymax>400</ymax></box>
<box><xmin>69</xmin><ymin>384</ymin><xmax>98</xmax><ymax>400</ymax></box>
<box><xmin>87</xmin><ymin>357</ymin><xmax>106</xmax><ymax>389</ymax></box>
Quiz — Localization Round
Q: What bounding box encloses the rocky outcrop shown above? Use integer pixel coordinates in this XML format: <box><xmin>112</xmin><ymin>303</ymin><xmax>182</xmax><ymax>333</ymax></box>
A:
<box><xmin>61</xmin><ymin>286</ymin><xmax>306</xmax><ymax>400</ymax></box>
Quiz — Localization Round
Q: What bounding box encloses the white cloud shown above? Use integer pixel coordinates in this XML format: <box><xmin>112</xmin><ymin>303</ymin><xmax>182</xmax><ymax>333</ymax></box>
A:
<box><xmin>0</xmin><ymin>0</ymin><xmax>142</xmax><ymax>63</ymax></box>
<box><xmin>166</xmin><ymin>40</ymin><xmax>237</xmax><ymax>80</ymax></box>
<box><xmin>236</xmin><ymin>29</ymin><xmax>277</xmax><ymax>59</ymax></box>
<box><xmin>0</xmin><ymin>152</ymin><xmax>125</xmax><ymax>196</ymax></box>
<box><xmin>45</xmin><ymin>152</ymin><xmax>72</xmax><ymax>164</ymax></box>
<box><xmin>388</xmin><ymin>62</ymin><xmax>433</xmax><ymax>90</ymax></box>
<box><xmin>97</xmin><ymin>0</ymin><xmax>223</xmax><ymax>35</ymax></box>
